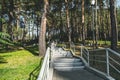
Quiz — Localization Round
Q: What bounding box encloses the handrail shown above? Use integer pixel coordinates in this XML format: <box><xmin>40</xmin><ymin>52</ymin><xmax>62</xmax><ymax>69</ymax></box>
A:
<box><xmin>81</xmin><ymin>46</ymin><xmax>89</xmax><ymax>66</ymax></box>
<box><xmin>109</xmin><ymin>63</ymin><xmax>120</xmax><ymax>74</ymax></box>
<box><xmin>37</xmin><ymin>47</ymin><xmax>50</xmax><ymax>80</ymax></box>
<box><xmin>80</xmin><ymin>45</ymin><xmax>120</xmax><ymax>80</ymax></box>
<box><xmin>107</xmin><ymin>49</ymin><xmax>120</xmax><ymax>75</ymax></box>
<box><xmin>107</xmin><ymin>48</ymin><xmax>120</xmax><ymax>57</ymax></box>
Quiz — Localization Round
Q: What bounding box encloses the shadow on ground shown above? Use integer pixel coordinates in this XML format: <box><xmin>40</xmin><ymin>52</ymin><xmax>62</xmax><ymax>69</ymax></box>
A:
<box><xmin>28</xmin><ymin>57</ymin><xmax>43</xmax><ymax>80</ymax></box>
<box><xmin>0</xmin><ymin>57</ymin><xmax>8</xmax><ymax>64</ymax></box>
<box><xmin>0</xmin><ymin>47</ymin><xmax>20</xmax><ymax>53</ymax></box>
<box><xmin>23</xmin><ymin>45</ymin><xmax>39</xmax><ymax>56</ymax></box>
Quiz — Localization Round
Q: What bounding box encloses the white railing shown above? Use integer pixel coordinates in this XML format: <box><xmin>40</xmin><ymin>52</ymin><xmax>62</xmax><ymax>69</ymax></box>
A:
<box><xmin>37</xmin><ymin>47</ymin><xmax>50</xmax><ymax>80</ymax></box>
<box><xmin>71</xmin><ymin>42</ymin><xmax>76</xmax><ymax>53</ymax></box>
<box><xmin>81</xmin><ymin>46</ymin><xmax>90</xmax><ymax>66</ymax></box>
<box><xmin>81</xmin><ymin>46</ymin><xmax>120</xmax><ymax>80</ymax></box>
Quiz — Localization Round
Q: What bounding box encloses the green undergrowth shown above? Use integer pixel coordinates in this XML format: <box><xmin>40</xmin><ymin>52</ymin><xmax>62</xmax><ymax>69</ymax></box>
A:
<box><xmin>0</xmin><ymin>46</ymin><xmax>41</xmax><ymax>80</ymax></box>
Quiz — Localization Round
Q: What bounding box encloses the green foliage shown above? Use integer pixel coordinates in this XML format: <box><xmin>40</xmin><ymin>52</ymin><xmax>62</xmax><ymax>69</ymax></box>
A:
<box><xmin>0</xmin><ymin>17</ymin><xmax>5</xmax><ymax>23</ymax></box>
<box><xmin>57</xmin><ymin>43</ymin><xmax>66</xmax><ymax>47</ymax></box>
<box><xmin>0</xmin><ymin>32</ymin><xmax>13</xmax><ymax>45</ymax></box>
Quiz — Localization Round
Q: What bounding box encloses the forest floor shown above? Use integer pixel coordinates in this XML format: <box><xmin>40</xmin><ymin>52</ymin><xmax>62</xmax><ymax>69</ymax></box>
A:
<box><xmin>0</xmin><ymin>45</ymin><xmax>41</xmax><ymax>80</ymax></box>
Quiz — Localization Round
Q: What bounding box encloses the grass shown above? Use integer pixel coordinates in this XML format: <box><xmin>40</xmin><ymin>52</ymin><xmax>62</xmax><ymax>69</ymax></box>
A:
<box><xmin>0</xmin><ymin>46</ymin><xmax>41</xmax><ymax>80</ymax></box>
<box><xmin>85</xmin><ymin>40</ymin><xmax>111</xmax><ymax>46</ymax></box>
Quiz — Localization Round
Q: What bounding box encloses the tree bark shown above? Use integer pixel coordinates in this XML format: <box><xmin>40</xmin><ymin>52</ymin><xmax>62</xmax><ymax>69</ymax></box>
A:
<box><xmin>65</xmin><ymin>0</ymin><xmax>71</xmax><ymax>47</ymax></box>
<box><xmin>59</xmin><ymin>1</ymin><xmax>63</xmax><ymax>41</ymax></box>
<box><xmin>95</xmin><ymin>0</ymin><xmax>98</xmax><ymax>48</ymax></box>
<box><xmin>82</xmin><ymin>0</ymin><xmax>85</xmax><ymax>44</ymax></box>
<box><xmin>110</xmin><ymin>0</ymin><xmax>117</xmax><ymax>50</ymax></box>
<box><xmin>0</xmin><ymin>0</ymin><xmax>3</xmax><ymax>32</ymax></box>
<box><xmin>0</xmin><ymin>12</ymin><xmax>2</xmax><ymax>32</ymax></box>
<box><xmin>8</xmin><ymin>0</ymin><xmax>14</xmax><ymax>40</ymax></box>
<box><xmin>39</xmin><ymin>0</ymin><xmax>49</xmax><ymax>56</ymax></box>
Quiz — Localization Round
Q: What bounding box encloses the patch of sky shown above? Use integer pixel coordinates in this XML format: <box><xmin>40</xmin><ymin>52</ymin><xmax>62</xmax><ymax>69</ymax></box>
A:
<box><xmin>116</xmin><ymin>0</ymin><xmax>120</xmax><ymax>7</ymax></box>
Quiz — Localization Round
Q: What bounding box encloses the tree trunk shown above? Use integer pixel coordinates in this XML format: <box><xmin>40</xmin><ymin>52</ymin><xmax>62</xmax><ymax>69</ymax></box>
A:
<box><xmin>0</xmin><ymin>0</ymin><xmax>3</xmax><ymax>32</ymax></box>
<box><xmin>0</xmin><ymin>12</ymin><xmax>2</xmax><ymax>32</ymax></box>
<box><xmin>59</xmin><ymin>1</ymin><xmax>63</xmax><ymax>41</ymax></box>
<box><xmin>39</xmin><ymin>0</ymin><xmax>49</xmax><ymax>56</ymax></box>
<box><xmin>82</xmin><ymin>0</ymin><xmax>85</xmax><ymax>44</ymax></box>
<box><xmin>65</xmin><ymin>0</ymin><xmax>71</xmax><ymax>47</ymax></box>
<box><xmin>110</xmin><ymin>0</ymin><xmax>117</xmax><ymax>50</ymax></box>
<box><xmin>8</xmin><ymin>0</ymin><xmax>14</xmax><ymax>40</ymax></box>
<box><xmin>95</xmin><ymin>0</ymin><xmax>98</xmax><ymax>48</ymax></box>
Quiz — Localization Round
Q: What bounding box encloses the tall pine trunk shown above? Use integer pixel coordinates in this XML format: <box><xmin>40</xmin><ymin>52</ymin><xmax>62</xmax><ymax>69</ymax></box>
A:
<box><xmin>0</xmin><ymin>11</ymin><xmax>2</xmax><ymax>32</ymax></box>
<box><xmin>65</xmin><ymin>0</ymin><xmax>71</xmax><ymax>47</ymax></box>
<box><xmin>110</xmin><ymin>0</ymin><xmax>117</xmax><ymax>50</ymax></box>
<box><xmin>39</xmin><ymin>0</ymin><xmax>49</xmax><ymax>56</ymax></box>
<box><xmin>8</xmin><ymin>0</ymin><xmax>14</xmax><ymax>40</ymax></box>
<box><xmin>0</xmin><ymin>0</ymin><xmax>3</xmax><ymax>32</ymax></box>
<box><xmin>82</xmin><ymin>0</ymin><xmax>85</xmax><ymax>44</ymax></box>
<box><xmin>95</xmin><ymin>0</ymin><xmax>98</xmax><ymax>48</ymax></box>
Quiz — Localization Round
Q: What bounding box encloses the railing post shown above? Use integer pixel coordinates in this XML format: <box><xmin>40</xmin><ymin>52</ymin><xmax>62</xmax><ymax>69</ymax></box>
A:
<box><xmin>65</xmin><ymin>44</ymin><xmax>66</xmax><ymax>48</ymax></box>
<box><xmin>106</xmin><ymin>49</ymin><xmax>110</xmax><ymax>76</ymax></box>
<box><xmin>88</xmin><ymin>51</ymin><xmax>90</xmax><ymax>66</ymax></box>
<box><xmin>50</xmin><ymin>47</ymin><xmax>51</xmax><ymax>62</ymax></box>
<box><xmin>47</xmin><ymin>48</ymin><xmax>50</xmax><ymax>80</ymax></box>
<box><xmin>81</xmin><ymin>45</ymin><xmax>83</xmax><ymax>57</ymax></box>
<box><xmin>74</xmin><ymin>44</ymin><xmax>75</xmax><ymax>53</ymax></box>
